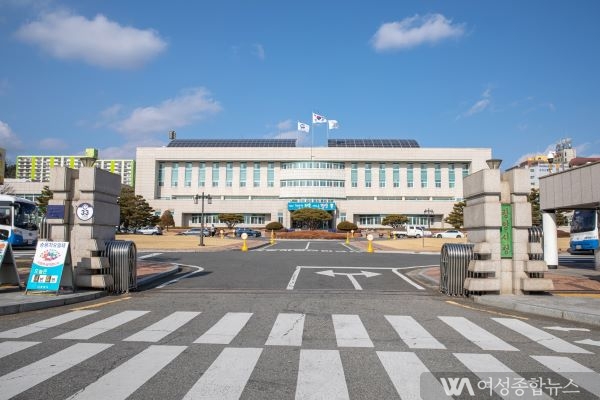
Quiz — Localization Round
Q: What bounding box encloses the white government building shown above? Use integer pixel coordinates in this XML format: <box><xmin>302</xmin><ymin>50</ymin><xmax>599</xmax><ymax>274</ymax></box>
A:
<box><xmin>135</xmin><ymin>138</ymin><xmax>491</xmax><ymax>230</ymax></box>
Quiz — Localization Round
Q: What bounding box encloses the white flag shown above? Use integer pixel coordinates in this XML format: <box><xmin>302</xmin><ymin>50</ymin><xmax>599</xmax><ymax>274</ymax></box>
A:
<box><xmin>328</xmin><ymin>120</ymin><xmax>339</xmax><ymax>130</ymax></box>
<box><xmin>297</xmin><ymin>121</ymin><xmax>310</xmax><ymax>133</ymax></box>
<box><xmin>312</xmin><ymin>112</ymin><xmax>327</xmax><ymax>124</ymax></box>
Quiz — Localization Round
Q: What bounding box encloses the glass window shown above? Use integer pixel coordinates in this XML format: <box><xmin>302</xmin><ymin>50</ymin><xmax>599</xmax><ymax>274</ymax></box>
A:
<box><xmin>434</xmin><ymin>163</ymin><xmax>441</xmax><ymax>188</ymax></box>
<box><xmin>379</xmin><ymin>163</ymin><xmax>386</xmax><ymax>188</ymax></box>
<box><xmin>184</xmin><ymin>162</ymin><xmax>192</xmax><ymax>187</ymax></box>
<box><xmin>420</xmin><ymin>163</ymin><xmax>427</xmax><ymax>188</ymax></box>
<box><xmin>365</xmin><ymin>163</ymin><xmax>372</xmax><ymax>188</ymax></box>
<box><xmin>267</xmin><ymin>162</ymin><xmax>274</xmax><ymax>187</ymax></box>
<box><xmin>198</xmin><ymin>162</ymin><xmax>205</xmax><ymax>187</ymax></box>
<box><xmin>393</xmin><ymin>163</ymin><xmax>400</xmax><ymax>188</ymax></box>
<box><xmin>407</xmin><ymin>163</ymin><xmax>414</xmax><ymax>188</ymax></box>
<box><xmin>253</xmin><ymin>162</ymin><xmax>261</xmax><ymax>187</ymax></box>
<box><xmin>212</xmin><ymin>162</ymin><xmax>220</xmax><ymax>187</ymax></box>
<box><xmin>351</xmin><ymin>163</ymin><xmax>358</xmax><ymax>188</ymax></box>
<box><xmin>171</xmin><ymin>162</ymin><xmax>179</xmax><ymax>187</ymax></box>
<box><xmin>158</xmin><ymin>162</ymin><xmax>165</xmax><ymax>187</ymax></box>
<box><xmin>240</xmin><ymin>162</ymin><xmax>247</xmax><ymax>187</ymax></box>
<box><xmin>462</xmin><ymin>163</ymin><xmax>470</xmax><ymax>178</ymax></box>
<box><xmin>277</xmin><ymin>212</ymin><xmax>283</xmax><ymax>224</ymax></box>
<box><xmin>340</xmin><ymin>212</ymin><xmax>346</xmax><ymax>222</ymax></box>
<box><xmin>226</xmin><ymin>162</ymin><xmax>233</xmax><ymax>187</ymax></box>
<box><xmin>448</xmin><ymin>163</ymin><xmax>455</xmax><ymax>188</ymax></box>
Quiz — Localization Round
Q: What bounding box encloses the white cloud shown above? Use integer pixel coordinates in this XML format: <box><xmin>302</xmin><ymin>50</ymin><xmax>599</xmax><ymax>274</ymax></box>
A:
<box><xmin>371</xmin><ymin>13</ymin><xmax>465</xmax><ymax>52</ymax></box>
<box><xmin>15</xmin><ymin>10</ymin><xmax>167</xmax><ymax>69</ymax></box>
<box><xmin>277</xmin><ymin>119</ymin><xmax>292</xmax><ymax>131</ymax></box>
<box><xmin>458</xmin><ymin>88</ymin><xmax>492</xmax><ymax>119</ymax></box>
<box><xmin>115</xmin><ymin>87</ymin><xmax>222</xmax><ymax>135</ymax></box>
<box><xmin>0</xmin><ymin>79</ymin><xmax>9</xmax><ymax>95</ymax></box>
<box><xmin>253</xmin><ymin>43</ymin><xmax>265</xmax><ymax>60</ymax></box>
<box><xmin>99</xmin><ymin>138</ymin><xmax>164</xmax><ymax>159</ymax></box>
<box><xmin>0</xmin><ymin>120</ymin><xmax>24</xmax><ymax>157</ymax></box>
<box><xmin>38</xmin><ymin>137</ymin><xmax>68</xmax><ymax>150</ymax></box>
<box><xmin>271</xmin><ymin>130</ymin><xmax>310</xmax><ymax>146</ymax></box>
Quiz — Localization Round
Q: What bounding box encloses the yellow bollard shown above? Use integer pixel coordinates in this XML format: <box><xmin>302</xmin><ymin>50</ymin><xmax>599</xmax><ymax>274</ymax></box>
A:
<box><xmin>220</xmin><ymin>229</ymin><xmax>224</xmax><ymax>239</ymax></box>
<box><xmin>367</xmin><ymin>234</ymin><xmax>374</xmax><ymax>253</ymax></box>
<box><xmin>345</xmin><ymin>232</ymin><xmax>350</xmax><ymax>244</ymax></box>
<box><xmin>350</xmin><ymin>230</ymin><xmax>354</xmax><ymax>241</ymax></box>
<box><xmin>241</xmin><ymin>232</ymin><xmax>248</xmax><ymax>251</ymax></box>
<box><xmin>270</xmin><ymin>229</ymin><xmax>275</xmax><ymax>245</ymax></box>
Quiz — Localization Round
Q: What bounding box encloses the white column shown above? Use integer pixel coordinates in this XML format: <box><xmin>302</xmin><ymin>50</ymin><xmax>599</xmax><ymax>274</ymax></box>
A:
<box><xmin>543</xmin><ymin>211</ymin><xmax>558</xmax><ymax>269</ymax></box>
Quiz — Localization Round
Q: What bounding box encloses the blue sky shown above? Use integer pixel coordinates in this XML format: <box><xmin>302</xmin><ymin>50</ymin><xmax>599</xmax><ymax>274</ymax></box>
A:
<box><xmin>1</xmin><ymin>0</ymin><xmax>599</xmax><ymax>167</ymax></box>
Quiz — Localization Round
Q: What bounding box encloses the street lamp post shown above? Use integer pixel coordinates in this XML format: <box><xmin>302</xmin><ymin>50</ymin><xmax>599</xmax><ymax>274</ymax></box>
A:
<box><xmin>423</xmin><ymin>208</ymin><xmax>434</xmax><ymax>247</ymax></box>
<box><xmin>194</xmin><ymin>192</ymin><xmax>212</xmax><ymax>246</ymax></box>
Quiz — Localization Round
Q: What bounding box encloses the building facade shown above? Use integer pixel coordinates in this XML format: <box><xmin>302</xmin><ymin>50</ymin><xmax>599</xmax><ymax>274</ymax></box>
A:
<box><xmin>135</xmin><ymin>139</ymin><xmax>492</xmax><ymax>229</ymax></box>
<box><xmin>16</xmin><ymin>150</ymin><xmax>135</xmax><ymax>187</ymax></box>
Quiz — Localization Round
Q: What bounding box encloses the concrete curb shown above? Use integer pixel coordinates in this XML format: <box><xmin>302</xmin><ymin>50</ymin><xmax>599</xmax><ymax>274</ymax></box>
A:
<box><xmin>0</xmin><ymin>291</ymin><xmax>106</xmax><ymax>316</ymax></box>
<box><xmin>473</xmin><ymin>295</ymin><xmax>600</xmax><ymax>327</ymax></box>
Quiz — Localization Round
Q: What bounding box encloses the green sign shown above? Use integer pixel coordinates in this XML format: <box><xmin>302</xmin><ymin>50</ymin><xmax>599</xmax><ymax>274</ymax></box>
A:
<box><xmin>500</xmin><ymin>204</ymin><xmax>513</xmax><ymax>258</ymax></box>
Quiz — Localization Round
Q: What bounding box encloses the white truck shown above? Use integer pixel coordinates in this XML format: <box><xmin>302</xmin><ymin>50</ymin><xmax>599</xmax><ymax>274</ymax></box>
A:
<box><xmin>392</xmin><ymin>225</ymin><xmax>432</xmax><ymax>238</ymax></box>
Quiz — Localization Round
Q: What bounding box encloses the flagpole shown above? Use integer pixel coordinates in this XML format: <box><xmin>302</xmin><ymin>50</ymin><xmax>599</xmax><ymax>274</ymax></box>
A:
<box><xmin>326</xmin><ymin>122</ymin><xmax>329</xmax><ymax>143</ymax></box>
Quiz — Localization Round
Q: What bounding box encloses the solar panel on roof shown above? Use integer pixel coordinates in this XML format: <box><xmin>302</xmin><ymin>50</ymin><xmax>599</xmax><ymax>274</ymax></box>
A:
<box><xmin>327</xmin><ymin>139</ymin><xmax>420</xmax><ymax>148</ymax></box>
<box><xmin>167</xmin><ymin>139</ymin><xmax>297</xmax><ymax>148</ymax></box>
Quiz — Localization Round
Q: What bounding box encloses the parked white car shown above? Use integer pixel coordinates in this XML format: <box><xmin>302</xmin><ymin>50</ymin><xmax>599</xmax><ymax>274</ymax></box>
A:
<box><xmin>435</xmin><ymin>229</ymin><xmax>464</xmax><ymax>238</ymax></box>
<box><xmin>137</xmin><ymin>226</ymin><xmax>163</xmax><ymax>235</ymax></box>
<box><xmin>392</xmin><ymin>225</ymin><xmax>432</xmax><ymax>238</ymax></box>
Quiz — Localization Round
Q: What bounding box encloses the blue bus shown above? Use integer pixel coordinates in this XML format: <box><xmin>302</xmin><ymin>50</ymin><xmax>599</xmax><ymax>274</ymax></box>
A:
<box><xmin>570</xmin><ymin>209</ymin><xmax>599</xmax><ymax>254</ymax></box>
<box><xmin>0</xmin><ymin>194</ymin><xmax>39</xmax><ymax>247</ymax></box>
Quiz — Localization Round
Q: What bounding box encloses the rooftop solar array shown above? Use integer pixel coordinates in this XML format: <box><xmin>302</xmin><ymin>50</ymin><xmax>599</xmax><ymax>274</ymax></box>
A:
<box><xmin>328</xmin><ymin>139</ymin><xmax>420</xmax><ymax>148</ymax></box>
<box><xmin>167</xmin><ymin>139</ymin><xmax>297</xmax><ymax>148</ymax></box>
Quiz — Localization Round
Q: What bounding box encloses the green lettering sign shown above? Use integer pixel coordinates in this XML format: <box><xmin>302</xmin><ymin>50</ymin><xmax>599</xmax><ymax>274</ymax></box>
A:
<box><xmin>500</xmin><ymin>204</ymin><xmax>513</xmax><ymax>258</ymax></box>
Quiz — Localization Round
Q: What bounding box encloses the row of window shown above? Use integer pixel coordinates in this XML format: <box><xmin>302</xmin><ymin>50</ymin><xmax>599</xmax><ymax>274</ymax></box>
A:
<box><xmin>158</xmin><ymin>162</ymin><xmax>470</xmax><ymax>189</ymax></box>
<box><xmin>281</xmin><ymin>161</ymin><xmax>345</xmax><ymax>169</ymax></box>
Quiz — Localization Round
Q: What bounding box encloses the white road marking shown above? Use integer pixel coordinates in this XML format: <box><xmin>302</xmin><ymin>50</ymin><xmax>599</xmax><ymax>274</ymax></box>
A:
<box><xmin>493</xmin><ymin>318</ymin><xmax>592</xmax><ymax>354</ymax></box>
<box><xmin>532</xmin><ymin>355</ymin><xmax>600</xmax><ymax>397</ymax></box>
<box><xmin>194</xmin><ymin>312</ymin><xmax>252</xmax><ymax>344</ymax></box>
<box><xmin>0</xmin><ymin>310</ymin><xmax>98</xmax><ymax>338</ymax></box>
<box><xmin>295</xmin><ymin>349</ymin><xmax>349</xmax><ymax>400</ymax></box>
<box><xmin>66</xmin><ymin>345</ymin><xmax>186</xmax><ymax>400</ymax></box>
<box><xmin>55</xmin><ymin>310</ymin><xmax>149</xmax><ymax>340</ymax></box>
<box><xmin>183</xmin><ymin>347</ymin><xmax>263</xmax><ymax>400</ymax></box>
<box><xmin>156</xmin><ymin>264</ymin><xmax>204</xmax><ymax>288</ymax></box>
<box><xmin>332</xmin><ymin>314</ymin><xmax>374</xmax><ymax>347</ymax></box>
<box><xmin>386</xmin><ymin>315</ymin><xmax>446</xmax><ymax>349</ymax></box>
<box><xmin>0</xmin><ymin>341</ymin><xmax>40</xmax><ymax>359</ymax></box>
<box><xmin>138</xmin><ymin>253</ymin><xmax>162</xmax><ymax>259</ymax></box>
<box><xmin>378</xmin><ymin>351</ymin><xmax>451</xmax><ymax>399</ymax></box>
<box><xmin>440</xmin><ymin>316</ymin><xmax>518</xmax><ymax>351</ymax></box>
<box><xmin>544</xmin><ymin>326</ymin><xmax>590</xmax><ymax>332</ymax></box>
<box><xmin>0</xmin><ymin>343</ymin><xmax>112</xmax><ymax>400</ymax></box>
<box><xmin>124</xmin><ymin>311</ymin><xmax>201</xmax><ymax>342</ymax></box>
<box><xmin>265</xmin><ymin>313</ymin><xmax>305</xmax><ymax>346</ymax></box>
<box><xmin>392</xmin><ymin>269</ymin><xmax>425</xmax><ymax>290</ymax></box>
<box><xmin>286</xmin><ymin>266</ymin><xmax>302</xmax><ymax>290</ymax></box>
<box><xmin>305</xmin><ymin>242</ymin><xmax>310</xmax><ymax>250</ymax></box>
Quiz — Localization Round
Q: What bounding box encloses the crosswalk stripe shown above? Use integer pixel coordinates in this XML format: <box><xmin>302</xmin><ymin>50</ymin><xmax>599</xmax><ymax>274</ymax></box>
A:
<box><xmin>194</xmin><ymin>312</ymin><xmax>252</xmax><ymax>344</ymax></box>
<box><xmin>385</xmin><ymin>315</ymin><xmax>446</xmax><ymax>349</ymax></box>
<box><xmin>66</xmin><ymin>345</ymin><xmax>186</xmax><ymax>400</ymax></box>
<box><xmin>454</xmin><ymin>353</ymin><xmax>553</xmax><ymax>400</ymax></box>
<box><xmin>492</xmin><ymin>318</ymin><xmax>592</xmax><ymax>354</ymax></box>
<box><xmin>296</xmin><ymin>349</ymin><xmax>349</xmax><ymax>400</ymax></box>
<box><xmin>123</xmin><ymin>311</ymin><xmax>201</xmax><ymax>342</ymax></box>
<box><xmin>0</xmin><ymin>341</ymin><xmax>40</xmax><ymax>359</ymax></box>
<box><xmin>377</xmin><ymin>351</ymin><xmax>451</xmax><ymax>399</ymax></box>
<box><xmin>265</xmin><ymin>313</ymin><xmax>305</xmax><ymax>346</ymax></box>
<box><xmin>0</xmin><ymin>310</ymin><xmax>98</xmax><ymax>338</ymax></box>
<box><xmin>183</xmin><ymin>347</ymin><xmax>262</xmax><ymax>400</ymax></box>
<box><xmin>0</xmin><ymin>343</ymin><xmax>112</xmax><ymax>400</ymax></box>
<box><xmin>55</xmin><ymin>311</ymin><xmax>149</xmax><ymax>340</ymax></box>
<box><xmin>531</xmin><ymin>355</ymin><xmax>600</xmax><ymax>397</ymax></box>
<box><xmin>439</xmin><ymin>316</ymin><xmax>518</xmax><ymax>351</ymax></box>
<box><xmin>332</xmin><ymin>314</ymin><xmax>374</xmax><ymax>347</ymax></box>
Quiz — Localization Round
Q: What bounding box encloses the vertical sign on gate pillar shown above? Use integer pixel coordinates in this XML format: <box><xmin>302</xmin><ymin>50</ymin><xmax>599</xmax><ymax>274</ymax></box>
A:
<box><xmin>500</xmin><ymin>204</ymin><xmax>513</xmax><ymax>258</ymax></box>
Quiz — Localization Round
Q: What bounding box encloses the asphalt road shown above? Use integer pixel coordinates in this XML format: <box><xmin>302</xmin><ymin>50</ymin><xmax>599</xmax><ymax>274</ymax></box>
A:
<box><xmin>3</xmin><ymin>242</ymin><xmax>600</xmax><ymax>399</ymax></box>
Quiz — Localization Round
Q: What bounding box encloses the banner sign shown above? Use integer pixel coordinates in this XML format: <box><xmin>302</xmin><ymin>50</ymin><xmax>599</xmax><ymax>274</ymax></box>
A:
<box><xmin>26</xmin><ymin>241</ymin><xmax>71</xmax><ymax>293</ymax></box>
<box><xmin>288</xmin><ymin>202</ymin><xmax>336</xmax><ymax>211</ymax></box>
<box><xmin>500</xmin><ymin>204</ymin><xmax>513</xmax><ymax>259</ymax></box>
<box><xmin>46</xmin><ymin>205</ymin><xmax>65</xmax><ymax>219</ymax></box>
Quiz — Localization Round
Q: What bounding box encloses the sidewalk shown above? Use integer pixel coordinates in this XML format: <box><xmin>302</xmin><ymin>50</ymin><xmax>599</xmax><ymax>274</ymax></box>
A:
<box><xmin>416</xmin><ymin>260</ymin><xmax>600</xmax><ymax>327</ymax></box>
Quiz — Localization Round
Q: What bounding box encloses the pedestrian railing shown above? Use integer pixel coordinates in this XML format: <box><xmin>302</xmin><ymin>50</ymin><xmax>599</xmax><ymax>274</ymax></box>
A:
<box><xmin>103</xmin><ymin>240</ymin><xmax>137</xmax><ymax>294</ymax></box>
<box><xmin>440</xmin><ymin>243</ymin><xmax>474</xmax><ymax>296</ymax></box>
<box><xmin>38</xmin><ymin>216</ymin><xmax>49</xmax><ymax>240</ymax></box>
<box><xmin>528</xmin><ymin>226</ymin><xmax>544</xmax><ymax>261</ymax></box>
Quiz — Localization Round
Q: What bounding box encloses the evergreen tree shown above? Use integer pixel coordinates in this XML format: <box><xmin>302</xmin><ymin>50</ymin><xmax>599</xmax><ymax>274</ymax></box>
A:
<box><xmin>160</xmin><ymin>210</ymin><xmax>175</xmax><ymax>231</ymax></box>
<box><xmin>382</xmin><ymin>214</ymin><xmax>409</xmax><ymax>229</ymax></box>
<box><xmin>36</xmin><ymin>186</ymin><xmax>53</xmax><ymax>216</ymax></box>
<box><xmin>118</xmin><ymin>186</ymin><xmax>158</xmax><ymax>229</ymax></box>
<box><xmin>444</xmin><ymin>201</ymin><xmax>466</xmax><ymax>229</ymax></box>
<box><xmin>218</xmin><ymin>213</ymin><xmax>244</xmax><ymax>229</ymax></box>
<box><xmin>291</xmin><ymin>208</ymin><xmax>332</xmax><ymax>230</ymax></box>
<box><xmin>528</xmin><ymin>188</ymin><xmax>568</xmax><ymax>226</ymax></box>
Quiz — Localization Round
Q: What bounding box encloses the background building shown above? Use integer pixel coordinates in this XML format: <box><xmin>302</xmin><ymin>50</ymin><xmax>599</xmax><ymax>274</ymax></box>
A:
<box><xmin>517</xmin><ymin>138</ymin><xmax>577</xmax><ymax>188</ymax></box>
<box><xmin>136</xmin><ymin>138</ymin><xmax>492</xmax><ymax>229</ymax></box>
<box><xmin>16</xmin><ymin>148</ymin><xmax>135</xmax><ymax>187</ymax></box>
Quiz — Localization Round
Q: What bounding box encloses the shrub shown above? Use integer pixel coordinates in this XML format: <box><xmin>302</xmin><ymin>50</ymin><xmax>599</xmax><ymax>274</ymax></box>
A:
<box><xmin>265</xmin><ymin>221</ymin><xmax>284</xmax><ymax>231</ymax></box>
<box><xmin>337</xmin><ymin>221</ymin><xmax>358</xmax><ymax>232</ymax></box>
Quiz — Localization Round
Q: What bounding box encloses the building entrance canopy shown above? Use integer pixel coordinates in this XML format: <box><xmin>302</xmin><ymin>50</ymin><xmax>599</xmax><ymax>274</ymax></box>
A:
<box><xmin>288</xmin><ymin>202</ymin><xmax>336</xmax><ymax>211</ymax></box>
